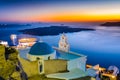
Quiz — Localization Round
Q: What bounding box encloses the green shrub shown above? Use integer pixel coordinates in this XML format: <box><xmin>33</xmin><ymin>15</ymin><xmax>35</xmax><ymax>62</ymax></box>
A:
<box><xmin>0</xmin><ymin>45</ymin><xmax>20</xmax><ymax>80</ymax></box>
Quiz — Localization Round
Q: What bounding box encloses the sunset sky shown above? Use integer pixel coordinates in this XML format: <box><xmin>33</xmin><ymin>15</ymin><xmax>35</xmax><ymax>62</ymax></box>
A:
<box><xmin>0</xmin><ymin>0</ymin><xmax>120</xmax><ymax>23</ymax></box>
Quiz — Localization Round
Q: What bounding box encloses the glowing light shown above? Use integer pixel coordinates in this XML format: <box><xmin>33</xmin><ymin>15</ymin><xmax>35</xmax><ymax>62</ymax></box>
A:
<box><xmin>111</xmin><ymin>75</ymin><xmax>115</xmax><ymax>78</ymax></box>
<box><xmin>10</xmin><ymin>34</ymin><xmax>17</xmax><ymax>45</ymax></box>
<box><xmin>10</xmin><ymin>34</ymin><xmax>17</xmax><ymax>40</ymax></box>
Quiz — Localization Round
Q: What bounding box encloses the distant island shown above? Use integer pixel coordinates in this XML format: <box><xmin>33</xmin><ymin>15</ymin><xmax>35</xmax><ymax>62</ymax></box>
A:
<box><xmin>19</xmin><ymin>26</ymin><xmax>95</xmax><ymax>36</ymax></box>
<box><xmin>100</xmin><ymin>22</ymin><xmax>120</xmax><ymax>26</ymax></box>
<box><xmin>0</xmin><ymin>24</ymin><xmax>31</xmax><ymax>28</ymax></box>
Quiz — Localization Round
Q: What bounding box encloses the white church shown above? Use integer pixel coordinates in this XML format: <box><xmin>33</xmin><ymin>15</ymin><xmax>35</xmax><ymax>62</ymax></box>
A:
<box><xmin>58</xmin><ymin>33</ymin><xmax>70</xmax><ymax>52</ymax></box>
<box><xmin>55</xmin><ymin>33</ymin><xmax>87</xmax><ymax>71</ymax></box>
<box><xmin>19</xmin><ymin>33</ymin><xmax>88</xmax><ymax>79</ymax></box>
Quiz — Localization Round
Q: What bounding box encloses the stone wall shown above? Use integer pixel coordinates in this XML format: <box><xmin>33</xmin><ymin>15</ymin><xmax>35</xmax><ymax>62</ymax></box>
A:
<box><xmin>44</xmin><ymin>59</ymin><xmax>68</xmax><ymax>74</ymax></box>
<box><xmin>0</xmin><ymin>45</ymin><xmax>5</xmax><ymax>64</ymax></box>
<box><xmin>19</xmin><ymin>56</ymin><xmax>68</xmax><ymax>77</ymax></box>
<box><xmin>18</xmin><ymin>56</ymin><xmax>38</xmax><ymax>77</ymax></box>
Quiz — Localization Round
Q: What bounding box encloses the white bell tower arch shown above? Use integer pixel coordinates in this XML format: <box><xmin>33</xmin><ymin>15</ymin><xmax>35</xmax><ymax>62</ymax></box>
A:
<box><xmin>59</xmin><ymin>33</ymin><xmax>70</xmax><ymax>52</ymax></box>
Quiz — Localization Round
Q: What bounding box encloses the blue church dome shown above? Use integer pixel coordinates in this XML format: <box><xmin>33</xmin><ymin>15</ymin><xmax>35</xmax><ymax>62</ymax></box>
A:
<box><xmin>29</xmin><ymin>42</ymin><xmax>54</xmax><ymax>55</ymax></box>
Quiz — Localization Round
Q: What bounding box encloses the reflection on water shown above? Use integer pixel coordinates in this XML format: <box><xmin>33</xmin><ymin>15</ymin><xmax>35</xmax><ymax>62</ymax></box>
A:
<box><xmin>0</xmin><ymin>24</ymin><xmax>120</xmax><ymax>68</ymax></box>
<box><xmin>41</xmin><ymin>30</ymin><xmax>120</xmax><ymax>69</ymax></box>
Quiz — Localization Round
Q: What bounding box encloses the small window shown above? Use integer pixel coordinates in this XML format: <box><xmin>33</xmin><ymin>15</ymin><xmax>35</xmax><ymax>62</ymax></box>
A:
<box><xmin>48</xmin><ymin>56</ymin><xmax>50</xmax><ymax>60</ymax></box>
<box><xmin>36</xmin><ymin>57</ymin><xmax>40</xmax><ymax>60</ymax></box>
<box><xmin>64</xmin><ymin>45</ymin><xmax>66</xmax><ymax>47</ymax></box>
<box><xmin>39</xmin><ymin>64</ymin><xmax>43</xmax><ymax>73</ymax></box>
<box><xmin>62</xmin><ymin>36</ymin><xmax>64</xmax><ymax>39</ymax></box>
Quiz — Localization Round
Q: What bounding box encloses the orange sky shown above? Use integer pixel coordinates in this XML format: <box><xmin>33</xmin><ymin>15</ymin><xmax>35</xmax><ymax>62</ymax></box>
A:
<box><xmin>22</xmin><ymin>13</ymin><xmax>120</xmax><ymax>22</ymax></box>
<box><xmin>41</xmin><ymin>14</ymin><xmax>120</xmax><ymax>22</ymax></box>
<box><xmin>1</xmin><ymin>1</ymin><xmax>120</xmax><ymax>23</ymax></box>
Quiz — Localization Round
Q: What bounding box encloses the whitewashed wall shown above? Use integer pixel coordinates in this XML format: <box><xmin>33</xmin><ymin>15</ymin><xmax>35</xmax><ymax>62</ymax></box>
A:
<box><xmin>67</xmin><ymin>56</ymin><xmax>87</xmax><ymax>71</ymax></box>
<box><xmin>27</xmin><ymin>51</ymin><xmax>56</xmax><ymax>61</ymax></box>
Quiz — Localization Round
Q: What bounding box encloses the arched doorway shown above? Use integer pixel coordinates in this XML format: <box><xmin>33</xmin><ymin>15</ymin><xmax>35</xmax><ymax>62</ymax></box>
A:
<box><xmin>48</xmin><ymin>56</ymin><xmax>50</xmax><ymax>60</ymax></box>
<box><xmin>39</xmin><ymin>64</ymin><xmax>43</xmax><ymax>73</ymax></box>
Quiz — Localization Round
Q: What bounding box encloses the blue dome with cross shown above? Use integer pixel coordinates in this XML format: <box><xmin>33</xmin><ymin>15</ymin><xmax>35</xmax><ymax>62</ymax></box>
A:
<box><xmin>29</xmin><ymin>42</ymin><xmax>54</xmax><ymax>55</ymax></box>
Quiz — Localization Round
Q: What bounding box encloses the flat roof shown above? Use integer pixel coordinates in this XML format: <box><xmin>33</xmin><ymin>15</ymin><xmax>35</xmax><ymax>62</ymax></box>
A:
<box><xmin>19</xmin><ymin>46</ymin><xmax>86</xmax><ymax>61</ymax></box>
<box><xmin>56</xmin><ymin>50</ymin><xmax>84</xmax><ymax>60</ymax></box>
<box><xmin>47</xmin><ymin>68</ymin><xmax>88</xmax><ymax>80</ymax></box>
<box><xmin>19</xmin><ymin>48</ymin><xmax>30</xmax><ymax>59</ymax></box>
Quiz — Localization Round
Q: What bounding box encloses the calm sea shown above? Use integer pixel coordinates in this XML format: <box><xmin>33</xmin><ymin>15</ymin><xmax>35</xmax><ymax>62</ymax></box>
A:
<box><xmin>0</xmin><ymin>23</ymin><xmax>120</xmax><ymax>69</ymax></box>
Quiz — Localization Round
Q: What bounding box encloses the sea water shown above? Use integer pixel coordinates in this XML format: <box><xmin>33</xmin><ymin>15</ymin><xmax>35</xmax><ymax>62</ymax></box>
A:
<box><xmin>0</xmin><ymin>23</ymin><xmax>120</xmax><ymax>69</ymax></box>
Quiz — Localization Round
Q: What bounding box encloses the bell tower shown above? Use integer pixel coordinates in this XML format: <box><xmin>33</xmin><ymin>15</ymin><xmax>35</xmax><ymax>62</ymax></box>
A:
<box><xmin>59</xmin><ymin>33</ymin><xmax>70</xmax><ymax>52</ymax></box>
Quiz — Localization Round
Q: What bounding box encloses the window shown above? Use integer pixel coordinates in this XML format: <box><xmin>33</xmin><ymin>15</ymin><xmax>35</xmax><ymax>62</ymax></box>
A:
<box><xmin>36</xmin><ymin>57</ymin><xmax>40</xmax><ymax>60</ymax></box>
<box><xmin>48</xmin><ymin>56</ymin><xmax>50</xmax><ymax>60</ymax></box>
<box><xmin>39</xmin><ymin>64</ymin><xmax>43</xmax><ymax>73</ymax></box>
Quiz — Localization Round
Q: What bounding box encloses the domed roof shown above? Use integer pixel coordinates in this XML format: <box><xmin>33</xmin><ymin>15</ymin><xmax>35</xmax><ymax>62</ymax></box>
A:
<box><xmin>29</xmin><ymin>42</ymin><xmax>54</xmax><ymax>55</ymax></box>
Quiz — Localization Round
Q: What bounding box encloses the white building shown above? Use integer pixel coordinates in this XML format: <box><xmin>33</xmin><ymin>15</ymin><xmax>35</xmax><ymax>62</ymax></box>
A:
<box><xmin>27</xmin><ymin>41</ymin><xmax>56</xmax><ymax>61</ymax></box>
<box><xmin>57</xmin><ymin>33</ymin><xmax>86</xmax><ymax>71</ymax></box>
<box><xmin>0</xmin><ymin>40</ymin><xmax>8</xmax><ymax>46</ymax></box>
<box><xmin>18</xmin><ymin>38</ymin><xmax>37</xmax><ymax>48</ymax></box>
<box><xmin>19</xmin><ymin>33</ymin><xmax>88</xmax><ymax>79</ymax></box>
<box><xmin>27</xmin><ymin>41</ymin><xmax>56</xmax><ymax>74</ymax></box>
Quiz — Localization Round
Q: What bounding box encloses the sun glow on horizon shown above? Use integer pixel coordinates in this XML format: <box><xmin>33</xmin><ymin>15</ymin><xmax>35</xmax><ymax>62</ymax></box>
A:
<box><xmin>0</xmin><ymin>0</ymin><xmax>120</xmax><ymax>23</ymax></box>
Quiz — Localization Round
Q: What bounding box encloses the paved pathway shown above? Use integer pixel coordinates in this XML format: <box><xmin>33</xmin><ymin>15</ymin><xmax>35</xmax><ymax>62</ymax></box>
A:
<box><xmin>47</xmin><ymin>68</ymin><xmax>88</xmax><ymax>80</ymax></box>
